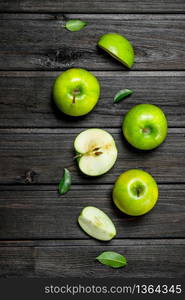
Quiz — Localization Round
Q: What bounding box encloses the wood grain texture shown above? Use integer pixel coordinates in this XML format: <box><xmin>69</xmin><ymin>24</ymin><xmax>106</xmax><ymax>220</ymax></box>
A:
<box><xmin>0</xmin><ymin>0</ymin><xmax>185</xmax><ymax>280</ymax></box>
<box><xmin>1</xmin><ymin>0</ymin><xmax>185</xmax><ymax>13</ymax></box>
<box><xmin>0</xmin><ymin>71</ymin><xmax>185</xmax><ymax>128</ymax></box>
<box><xmin>0</xmin><ymin>184</ymin><xmax>184</xmax><ymax>239</ymax></box>
<box><xmin>0</xmin><ymin>14</ymin><xmax>185</xmax><ymax>70</ymax></box>
<box><xmin>0</xmin><ymin>128</ymin><xmax>184</xmax><ymax>184</ymax></box>
<box><xmin>0</xmin><ymin>240</ymin><xmax>184</xmax><ymax>278</ymax></box>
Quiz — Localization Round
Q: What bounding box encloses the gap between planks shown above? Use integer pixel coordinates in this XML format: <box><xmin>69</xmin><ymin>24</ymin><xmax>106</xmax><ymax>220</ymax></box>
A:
<box><xmin>1</xmin><ymin>13</ymin><xmax>185</xmax><ymax>20</ymax></box>
<box><xmin>0</xmin><ymin>128</ymin><xmax>184</xmax><ymax>134</ymax></box>
<box><xmin>1</xmin><ymin>12</ymin><xmax>185</xmax><ymax>15</ymax></box>
<box><xmin>0</xmin><ymin>69</ymin><xmax>185</xmax><ymax>78</ymax></box>
<box><xmin>0</xmin><ymin>239</ymin><xmax>184</xmax><ymax>247</ymax></box>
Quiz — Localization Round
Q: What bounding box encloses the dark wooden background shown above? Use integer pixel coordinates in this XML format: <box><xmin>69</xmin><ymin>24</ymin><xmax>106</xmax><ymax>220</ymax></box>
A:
<box><xmin>0</xmin><ymin>0</ymin><xmax>185</xmax><ymax>278</ymax></box>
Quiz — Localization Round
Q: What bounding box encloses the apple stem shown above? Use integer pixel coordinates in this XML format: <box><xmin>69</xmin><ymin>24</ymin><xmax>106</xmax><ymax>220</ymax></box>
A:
<box><xmin>73</xmin><ymin>153</ymin><xmax>83</xmax><ymax>160</ymax></box>
<box><xmin>136</xmin><ymin>186</ymin><xmax>143</xmax><ymax>197</ymax></box>
<box><xmin>143</xmin><ymin>127</ymin><xmax>151</xmax><ymax>134</ymax></box>
<box><xmin>72</xmin><ymin>88</ymin><xmax>80</xmax><ymax>104</ymax></box>
<box><xmin>72</xmin><ymin>94</ymin><xmax>76</xmax><ymax>104</ymax></box>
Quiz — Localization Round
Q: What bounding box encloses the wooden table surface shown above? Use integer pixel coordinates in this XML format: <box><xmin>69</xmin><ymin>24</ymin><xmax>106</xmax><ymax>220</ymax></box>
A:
<box><xmin>0</xmin><ymin>0</ymin><xmax>185</xmax><ymax>278</ymax></box>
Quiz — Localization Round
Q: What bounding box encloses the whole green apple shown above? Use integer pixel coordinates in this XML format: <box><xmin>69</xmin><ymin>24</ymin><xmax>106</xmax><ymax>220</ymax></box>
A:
<box><xmin>113</xmin><ymin>169</ymin><xmax>158</xmax><ymax>216</ymax></box>
<box><xmin>122</xmin><ymin>104</ymin><xmax>168</xmax><ymax>150</ymax></box>
<box><xmin>53</xmin><ymin>68</ymin><xmax>100</xmax><ymax>116</ymax></box>
<box><xmin>98</xmin><ymin>33</ymin><xmax>134</xmax><ymax>69</ymax></box>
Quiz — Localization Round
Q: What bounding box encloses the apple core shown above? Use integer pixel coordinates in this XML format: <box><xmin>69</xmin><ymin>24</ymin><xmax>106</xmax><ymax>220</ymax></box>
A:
<box><xmin>74</xmin><ymin>129</ymin><xmax>118</xmax><ymax>176</ymax></box>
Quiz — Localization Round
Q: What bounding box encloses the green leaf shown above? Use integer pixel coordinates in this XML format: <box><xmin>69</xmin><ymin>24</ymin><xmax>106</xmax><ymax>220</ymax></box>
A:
<box><xmin>96</xmin><ymin>251</ymin><xmax>127</xmax><ymax>268</ymax></box>
<box><xmin>58</xmin><ymin>168</ymin><xmax>71</xmax><ymax>195</ymax></box>
<box><xmin>65</xmin><ymin>19</ymin><xmax>87</xmax><ymax>32</ymax></box>
<box><xmin>114</xmin><ymin>89</ymin><xmax>133</xmax><ymax>103</ymax></box>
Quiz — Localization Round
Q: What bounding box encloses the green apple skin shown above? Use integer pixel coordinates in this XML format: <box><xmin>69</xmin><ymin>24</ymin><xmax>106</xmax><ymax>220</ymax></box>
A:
<box><xmin>122</xmin><ymin>104</ymin><xmax>168</xmax><ymax>150</ymax></box>
<box><xmin>98</xmin><ymin>33</ymin><xmax>134</xmax><ymax>69</ymax></box>
<box><xmin>113</xmin><ymin>169</ymin><xmax>158</xmax><ymax>216</ymax></box>
<box><xmin>53</xmin><ymin>68</ymin><xmax>100</xmax><ymax>116</ymax></box>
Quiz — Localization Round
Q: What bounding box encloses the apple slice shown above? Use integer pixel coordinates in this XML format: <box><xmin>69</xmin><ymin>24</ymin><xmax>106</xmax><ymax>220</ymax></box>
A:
<box><xmin>78</xmin><ymin>206</ymin><xmax>116</xmax><ymax>241</ymax></box>
<box><xmin>74</xmin><ymin>129</ymin><xmax>118</xmax><ymax>176</ymax></box>
<box><xmin>98</xmin><ymin>33</ymin><xmax>134</xmax><ymax>69</ymax></box>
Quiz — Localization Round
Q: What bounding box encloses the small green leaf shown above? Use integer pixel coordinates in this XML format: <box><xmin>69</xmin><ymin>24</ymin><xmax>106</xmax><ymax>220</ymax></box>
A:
<box><xmin>58</xmin><ymin>168</ymin><xmax>71</xmax><ymax>195</ymax></box>
<box><xmin>114</xmin><ymin>89</ymin><xmax>133</xmax><ymax>103</ymax></box>
<box><xmin>65</xmin><ymin>19</ymin><xmax>87</xmax><ymax>32</ymax></box>
<box><xmin>96</xmin><ymin>251</ymin><xmax>127</xmax><ymax>268</ymax></box>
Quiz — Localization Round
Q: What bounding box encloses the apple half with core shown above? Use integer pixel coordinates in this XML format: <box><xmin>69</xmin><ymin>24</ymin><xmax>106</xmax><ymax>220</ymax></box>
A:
<box><xmin>53</xmin><ymin>68</ymin><xmax>100</xmax><ymax>116</ymax></box>
<box><xmin>122</xmin><ymin>104</ymin><xmax>168</xmax><ymax>150</ymax></box>
<box><xmin>113</xmin><ymin>169</ymin><xmax>158</xmax><ymax>216</ymax></box>
<box><xmin>74</xmin><ymin>128</ymin><xmax>118</xmax><ymax>176</ymax></box>
<box><xmin>98</xmin><ymin>33</ymin><xmax>134</xmax><ymax>69</ymax></box>
<box><xmin>78</xmin><ymin>206</ymin><xmax>116</xmax><ymax>241</ymax></box>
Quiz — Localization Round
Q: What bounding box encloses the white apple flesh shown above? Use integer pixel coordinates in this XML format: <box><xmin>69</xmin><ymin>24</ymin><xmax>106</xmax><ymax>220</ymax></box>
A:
<box><xmin>74</xmin><ymin>129</ymin><xmax>118</xmax><ymax>176</ymax></box>
<box><xmin>78</xmin><ymin>206</ymin><xmax>116</xmax><ymax>241</ymax></box>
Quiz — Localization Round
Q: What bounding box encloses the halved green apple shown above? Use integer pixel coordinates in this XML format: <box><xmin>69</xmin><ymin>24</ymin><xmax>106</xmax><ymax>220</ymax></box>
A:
<box><xmin>98</xmin><ymin>33</ymin><xmax>134</xmax><ymax>69</ymax></box>
<box><xmin>78</xmin><ymin>206</ymin><xmax>116</xmax><ymax>241</ymax></box>
<box><xmin>74</xmin><ymin>128</ymin><xmax>118</xmax><ymax>176</ymax></box>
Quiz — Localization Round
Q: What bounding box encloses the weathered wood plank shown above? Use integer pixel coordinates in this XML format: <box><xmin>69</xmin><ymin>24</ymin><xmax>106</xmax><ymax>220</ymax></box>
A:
<box><xmin>0</xmin><ymin>14</ymin><xmax>185</xmax><ymax>70</ymax></box>
<box><xmin>0</xmin><ymin>128</ymin><xmax>184</xmax><ymax>184</ymax></box>
<box><xmin>0</xmin><ymin>71</ymin><xmax>185</xmax><ymax>128</ymax></box>
<box><xmin>0</xmin><ymin>184</ymin><xmax>184</xmax><ymax>239</ymax></box>
<box><xmin>0</xmin><ymin>240</ymin><xmax>184</xmax><ymax>278</ymax></box>
<box><xmin>1</xmin><ymin>0</ymin><xmax>185</xmax><ymax>13</ymax></box>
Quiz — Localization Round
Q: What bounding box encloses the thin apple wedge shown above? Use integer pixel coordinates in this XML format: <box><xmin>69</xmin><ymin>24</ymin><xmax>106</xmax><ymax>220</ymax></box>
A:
<box><xmin>98</xmin><ymin>33</ymin><xmax>134</xmax><ymax>69</ymax></box>
<box><xmin>74</xmin><ymin>129</ymin><xmax>118</xmax><ymax>176</ymax></box>
<box><xmin>78</xmin><ymin>206</ymin><xmax>116</xmax><ymax>241</ymax></box>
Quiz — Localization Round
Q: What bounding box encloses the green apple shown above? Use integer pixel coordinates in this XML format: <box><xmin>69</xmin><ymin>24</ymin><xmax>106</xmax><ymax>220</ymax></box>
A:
<box><xmin>98</xmin><ymin>33</ymin><xmax>134</xmax><ymax>69</ymax></box>
<box><xmin>53</xmin><ymin>68</ymin><xmax>100</xmax><ymax>116</ymax></box>
<box><xmin>78</xmin><ymin>206</ymin><xmax>116</xmax><ymax>241</ymax></box>
<box><xmin>113</xmin><ymin>169</ymin><xmax>158</xmax><ymax>216</ymax></box>
<box><xmin>122</xmin><ymin>104</ymin><xmax>168</xmax><ymax>150</ymax></box>
<box><xmin>74</xmin><ymin>128</ymin><xmax>118</xmax><ymax>176</ymax></box>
